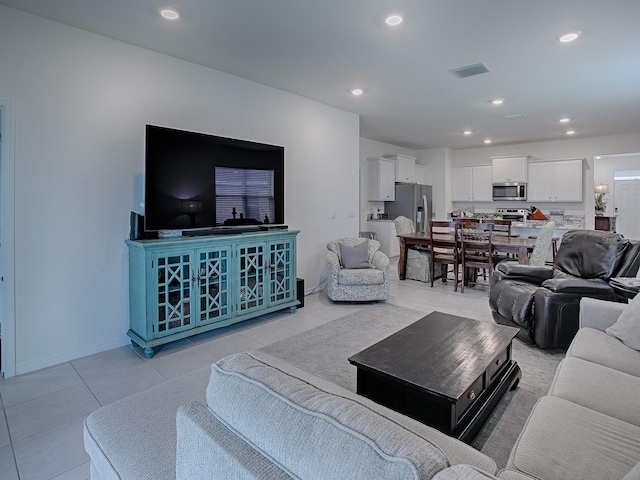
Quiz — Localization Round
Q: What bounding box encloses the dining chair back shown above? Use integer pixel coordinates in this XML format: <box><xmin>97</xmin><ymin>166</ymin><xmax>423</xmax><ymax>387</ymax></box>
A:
<box><xmin>460</xmin><ymin>222</ymin><xmax>495</xmax><ymax>294</ymax></box>
<box><xmin>481</xmin><ymin>218</ymin><xmax>512</xmax><ymax>237</ymax></box>
<box><xmin>429</xmin><ymin>220</ymin><xmax>461</xmax><ymax>291</ymax></box>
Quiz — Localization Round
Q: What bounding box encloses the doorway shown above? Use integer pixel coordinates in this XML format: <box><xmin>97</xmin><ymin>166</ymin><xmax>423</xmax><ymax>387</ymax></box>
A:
<box><xmin>614</xmin><ymin>176</ymin><xmax>640</xmax><ymax>240</ymax></box>
<box><xmin>594</xmin><ymin>153</ymin><xmax>640</xmax><ymax>241</ymax></box>
<box><xmin>0</xmin><ymin>98</ymin><xmax>16</xmax><ymax>377</ymax></box>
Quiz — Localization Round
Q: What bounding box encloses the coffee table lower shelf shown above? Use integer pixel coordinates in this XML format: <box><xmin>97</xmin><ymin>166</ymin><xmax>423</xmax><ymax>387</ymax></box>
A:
<box><xmin>352</xmin><ymin>356</ymin><xmax>521</xmax><ymax>444</ymax></box>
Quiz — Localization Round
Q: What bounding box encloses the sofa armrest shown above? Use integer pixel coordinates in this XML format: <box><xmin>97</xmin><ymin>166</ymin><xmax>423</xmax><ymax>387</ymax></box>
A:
<box><xmin>495</xmin><ymin>262</ymin><xmax>554</xmax><ymax>285</ymax></box>
<box><xmin>579</xmin><ymin>297</ymin><xmax>626</xmax><ymax>331</ymax></box>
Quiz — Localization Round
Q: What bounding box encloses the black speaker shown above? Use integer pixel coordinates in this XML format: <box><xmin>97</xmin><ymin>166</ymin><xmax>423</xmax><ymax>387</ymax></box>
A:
<box><xmin>130</xmin><ymin>211</ymin><xmax>144</xmax><ymax>240</ymax></box>
<box><xmin>296</xmin><ymin>278</ymin><xmax>304</xmax><ymax>308</ymax></box>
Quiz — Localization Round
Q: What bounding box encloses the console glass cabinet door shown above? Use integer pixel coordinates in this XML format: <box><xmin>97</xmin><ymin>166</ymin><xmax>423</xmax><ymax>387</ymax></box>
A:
<box><xmin>127</xmin><ymin>231</ymin><xmax>299</xmax><ymax>358</ymax></box>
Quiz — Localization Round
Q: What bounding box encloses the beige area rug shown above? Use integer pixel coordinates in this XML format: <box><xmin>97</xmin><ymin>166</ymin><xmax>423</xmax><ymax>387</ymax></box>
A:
<box><xmin>259</xmin><ymin>303</ymin><xmax>565</xmax><ymax>468</ymax></box>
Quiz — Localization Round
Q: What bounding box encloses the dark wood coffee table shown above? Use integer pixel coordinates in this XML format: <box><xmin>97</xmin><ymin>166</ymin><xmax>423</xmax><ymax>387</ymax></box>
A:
<box><xmin>348</xmin><ymin>311</ymin><xmax>521</xmax><ymax>443</ymax></box>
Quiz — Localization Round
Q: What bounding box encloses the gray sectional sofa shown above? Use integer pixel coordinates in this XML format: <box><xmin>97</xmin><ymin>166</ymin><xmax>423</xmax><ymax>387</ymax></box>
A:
<box><xmin>84</xmin><ymin>297</ymin><xmax>640</xmax><ymax>480</ymax></box>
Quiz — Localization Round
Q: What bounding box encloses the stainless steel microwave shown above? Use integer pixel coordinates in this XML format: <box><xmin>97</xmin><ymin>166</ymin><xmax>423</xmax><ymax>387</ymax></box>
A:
<box><xmin>492</xmin><ymin>182</ymin><xmax>527</xmax><ymax>201</ymax></box>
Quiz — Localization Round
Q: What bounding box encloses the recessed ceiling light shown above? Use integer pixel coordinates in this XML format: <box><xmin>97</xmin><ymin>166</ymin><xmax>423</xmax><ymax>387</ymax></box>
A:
<box><xmin>484</xmin><ymin>139</ymin><xmax>492</xmax><ymax>144</ymax></box>
<box><xmin>385</xmin><ymin>15</ymin><xmax>403</xmax><ymax>26</ymax></box>
<box><xmin>560</xmin><ymin>117</ymin><xmax>571</xmax><ymax>123</ymax></box>
<box><xmin>463</xmin><ymin>130</ymin><xmax>472</xmax><ymax>135</ymax></box>
<box><xmin>160</xmin><ymin>7</ymin><xmax>182</xmax><ymax>20</ymax></box>
<box><xmin>351</xmin><ymin>88</ymin><xmax>363</xmax><ymax>96</ymax></box>
<box><xmin>558</xmin><ymin>31</ymin><xmax>581</xmax><ymax>43</ymax></box>
<box><xmin>566</xmin><ymin>130</ymin><xmax>576</xmax><ymax>135</ymax></box>
<box><xmin>491</xmin><ymin>98</ymin><xmax>505</xmax><ymax>105</ymax></box>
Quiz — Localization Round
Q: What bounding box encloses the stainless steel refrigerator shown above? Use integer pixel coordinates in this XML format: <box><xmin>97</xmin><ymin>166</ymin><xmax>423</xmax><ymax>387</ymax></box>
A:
<box><xmin>384</xmin><ymin>183</ymin><xmax>433</xmax><ymax>233</ymax></box>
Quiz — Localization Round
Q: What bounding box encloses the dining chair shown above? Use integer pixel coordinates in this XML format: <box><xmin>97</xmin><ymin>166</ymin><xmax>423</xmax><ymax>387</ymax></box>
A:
<box><xmin>429</xmin><ymin>220</ymin><xmax>461</xmax><ymax>291</ymax></box>
<box><xmin>482</xmin><ymin>218</ymin><xmax>515</xmax><ymax>263</ymax></box>
<box><xmin>459</xmin><ymin>222</ymin><xmax>495</xmax><ymax>294</ymax></box>
<box><xmin>481</xmin><ymin>218</ymin><xmax>512</xmax><ymax>237</ymax></box>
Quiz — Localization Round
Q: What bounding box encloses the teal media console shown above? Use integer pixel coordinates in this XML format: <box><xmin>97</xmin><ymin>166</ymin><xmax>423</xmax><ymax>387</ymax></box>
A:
<box><xmin>126</xmin><ymin>230</ymin><xmax>299</xmax><ymax>358</ymax></box>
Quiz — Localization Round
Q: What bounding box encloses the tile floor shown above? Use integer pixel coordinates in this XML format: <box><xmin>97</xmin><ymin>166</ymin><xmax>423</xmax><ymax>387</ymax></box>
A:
<box><xmin>0</xmin><ymin>262</ymin><xmax>495</xmax><ymax>479</ymax></box>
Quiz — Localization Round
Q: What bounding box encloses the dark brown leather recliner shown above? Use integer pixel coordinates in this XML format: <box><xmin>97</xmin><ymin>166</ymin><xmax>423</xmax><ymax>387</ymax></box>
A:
<box><xmin>489</xmin><ymin>230</ymin><xmax>640</xmax><ymax>349</ymax></box>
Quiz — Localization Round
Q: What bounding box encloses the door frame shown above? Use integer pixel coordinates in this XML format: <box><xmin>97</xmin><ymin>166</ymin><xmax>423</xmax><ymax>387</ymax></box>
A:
<box><xmin>0</xmin><ymin>98</ymin><xmax>16</xmax><ymax>377</ymax></box>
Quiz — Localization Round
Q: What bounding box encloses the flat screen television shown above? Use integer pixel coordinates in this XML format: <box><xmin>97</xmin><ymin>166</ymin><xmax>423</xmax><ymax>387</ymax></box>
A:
<box><xmin>144</xmin><ymin>125</ymin><xmax>285</xmax><ymax>233</ymax></box>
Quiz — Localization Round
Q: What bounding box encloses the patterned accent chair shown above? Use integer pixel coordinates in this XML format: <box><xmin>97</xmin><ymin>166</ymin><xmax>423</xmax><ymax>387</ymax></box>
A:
<box><xmin>393</xmin><ymin>216</ymin><xmax>441</xmax><ymax>283</ymax></box>
<box><xmin>326</xmin><ymin>237</ymin><xmax>389</xmax><ymax>302</ymax></box>
<box><xmin>528</xmin><ymin>221</ymin><xmax>556</xmax><ymax>266</ymax></box>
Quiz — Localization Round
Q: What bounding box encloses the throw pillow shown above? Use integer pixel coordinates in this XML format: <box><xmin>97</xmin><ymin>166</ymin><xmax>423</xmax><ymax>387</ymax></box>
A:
<box><xmin>605</xmin><ymin>294</ymin><xmax>640</xmax><ymax>351</ymax></box>
<box><xmin>338</xmin><ymin>241</ymin><xmax>371</xmax><ymax>269</ymax></box>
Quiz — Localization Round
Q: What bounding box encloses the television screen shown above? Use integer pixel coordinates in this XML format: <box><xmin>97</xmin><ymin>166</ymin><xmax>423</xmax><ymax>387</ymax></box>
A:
<box><xmin>144</xmin><ymin>125</ymin><xmax>284</xmax><ymax>232</ymax></box>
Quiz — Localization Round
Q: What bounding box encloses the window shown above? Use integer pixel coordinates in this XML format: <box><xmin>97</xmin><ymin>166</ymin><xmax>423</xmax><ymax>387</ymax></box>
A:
<box><xmin>215</xmin><ymin>167</ymin><xmax>275</xmax><ymax>224</ymax></box>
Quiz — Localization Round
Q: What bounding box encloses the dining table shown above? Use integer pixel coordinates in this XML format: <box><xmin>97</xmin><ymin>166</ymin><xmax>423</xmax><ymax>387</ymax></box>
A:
<box><xmin>396</xmin><ymin>232</ymin><xmax>537</xmax><ymax>281</ymax></box>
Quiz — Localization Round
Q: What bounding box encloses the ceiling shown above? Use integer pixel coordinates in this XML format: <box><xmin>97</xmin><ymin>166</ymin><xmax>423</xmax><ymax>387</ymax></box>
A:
<box><xmin>3</xmin><ymin>0</ymin><xmax>640</xmax><ymax>150</ymax></box>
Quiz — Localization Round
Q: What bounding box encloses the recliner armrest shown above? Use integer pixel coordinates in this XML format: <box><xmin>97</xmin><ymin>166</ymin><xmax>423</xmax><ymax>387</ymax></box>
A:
<box><xmin>495</xmin><ymin>262</ymin><xmax>554</xmax><ymax>285</ymax></box>
<box><xmin>541</xmin><ymin>277</ymin><xmax>613</xmax><ymax>294</ymax></box>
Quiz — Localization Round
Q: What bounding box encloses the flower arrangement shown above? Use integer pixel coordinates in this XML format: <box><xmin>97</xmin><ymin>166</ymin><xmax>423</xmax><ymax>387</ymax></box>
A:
<box><xmin>594</xmin><ymin>192</ymin><xmax>607</xmax><ymax>215</ymax></box>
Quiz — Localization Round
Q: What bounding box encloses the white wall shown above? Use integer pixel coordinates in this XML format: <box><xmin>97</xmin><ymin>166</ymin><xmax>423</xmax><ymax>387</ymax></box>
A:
<box><xmin>452</xmin><ymin>134</ymin><xmax>640</xmax><ymax>228</ymax></box>
<box><xmin>0</xmin><ymin>6</ymin><xmax>360</xmax><ymax>374</ymax></box>
<box><xmin>359</xmin><ymin>138</ymin><xmax>417</xmax><ymax>230</ymax></box>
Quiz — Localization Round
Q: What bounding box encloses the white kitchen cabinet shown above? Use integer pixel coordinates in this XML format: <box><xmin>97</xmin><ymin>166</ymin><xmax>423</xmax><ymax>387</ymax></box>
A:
<box><xmin>527</xmin><ymin>159</ymin><xmax>583</xmax><ymax>202</ymax></box>
<box><xmin>492</xmin><ymin>156</ymin><xmax>528</xmax><ymax>183</ymax></box>
<box><xmin>452</xmin><ymin>165</ymin><xmax>493</xmax><ymax>202</ymax></box>
<box><xmin>368</xmin><ymin>158</ymin><xmax>396</xmax><ymax>201</ymax></box>
<box><xmin>385</xmin><ymin>154</ymin><xmax>417</xmax><ymax>183</ymax></box>
<box><xmin>415</xmin><ymin>164</ymin><xmax>427</xmax><ymax>185</ymax></box>
<box><xmin>366</xmin><ymin>221</ymin><xmax>400</xmax><ymax>257</ymax></box>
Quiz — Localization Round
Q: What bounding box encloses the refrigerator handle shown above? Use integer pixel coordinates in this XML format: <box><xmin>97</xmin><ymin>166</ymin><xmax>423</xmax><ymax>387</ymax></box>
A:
<box><xmin>421</xmin><ymin>194</ymin><xmax>428</xmax><ymax>232</ymax></box>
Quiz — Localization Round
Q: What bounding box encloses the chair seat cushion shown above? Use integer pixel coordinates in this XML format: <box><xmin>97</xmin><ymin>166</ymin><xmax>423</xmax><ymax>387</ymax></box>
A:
<box><xmin>338</xmin><ymin>268</ymin><xmax>384</xmax><ymax>286</ymax></box>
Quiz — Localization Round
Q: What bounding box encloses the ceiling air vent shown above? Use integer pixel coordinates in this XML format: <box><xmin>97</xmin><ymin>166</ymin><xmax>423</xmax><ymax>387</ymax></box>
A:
<box><xmin>450</xmin><ymin>63</ymin><xmax>490</xmax><ymax>79</ymax></box>
<box><xmin>503</xmin><ymin>113</ymin><xmax>527</xmax><ymax>119</ymax></box>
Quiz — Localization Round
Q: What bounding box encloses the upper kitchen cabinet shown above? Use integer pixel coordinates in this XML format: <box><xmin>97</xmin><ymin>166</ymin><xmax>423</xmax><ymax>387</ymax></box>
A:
<box><xmin>491</xmin><ymin>156</ymin><xmax>528</xmax><ymax>183</ymax></box>
<box><xmin>368</xmin><ymin>157</ymin><xmax>396</xmax><ymax>201</ymax></box>
<box><xmin>385</xmin><ymin>154</ymin><xmax>417</xmax><ymax>183</ymax></box>
<box><xmin>452</xmin><ymin>165</ymin><xmax>493</xmax><ymax>202</ymax></box>
<box><xmin>527</xmin><ymin>159</ymin><xmax>583</xmax><ymax>202</ymax></box>
<box><xmin>415</xmin><ymin>164</ymin><xmax>427</xmax><ymax>185</ymax></box>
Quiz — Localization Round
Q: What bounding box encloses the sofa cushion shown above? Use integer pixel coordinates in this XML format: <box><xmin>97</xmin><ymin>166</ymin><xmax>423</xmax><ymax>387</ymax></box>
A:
<box><xmin>554</xmin><ymin>230</ymin><xmax>628</xmax><ymax>280</ymax></box>
<box><xmin>606</xmin><ymin>293</ymin><xmax>640</xmax><ymax>351</ymax></box>
<box><xmin>566</xmin><ymin>327</ymin><xmax>640</xmax><ymax>377</ymax></box>
<box><xmin>432</xmin><ymin>465</ymin><xmax>498</xmax><ymax>480</ymax></box>
<box><xmin>339</xmin><ymin>240</ymin><xmax>372</xmax><ymax>269</ymax></box>
<box><xmin>506</xmin><ymin>396</ymin><xmax>640</xmax><ymax>480</ymax></box>
<box><xmin>548</xmin><ymin>357</ymin><xmax>640</xmax><ymax>427</ymax></box>
<box><xmin>207</xmin><ymin>352</ymin><xmax>451</xmax><ymax>480</ymax></box>
<box><xmin>338</xmin><ymin>267</ymin><xmax>384</xmax><ymax>286</ymax></box>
